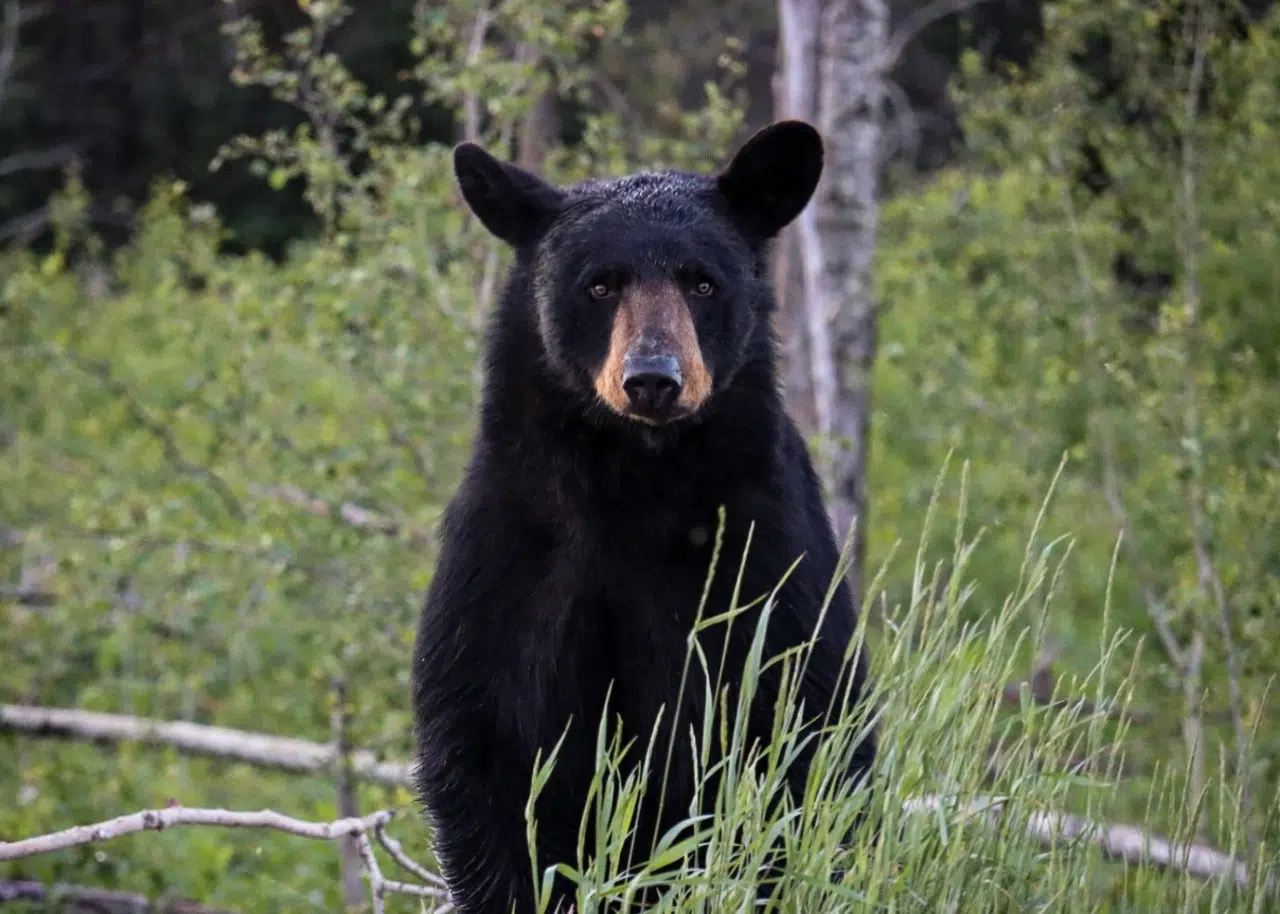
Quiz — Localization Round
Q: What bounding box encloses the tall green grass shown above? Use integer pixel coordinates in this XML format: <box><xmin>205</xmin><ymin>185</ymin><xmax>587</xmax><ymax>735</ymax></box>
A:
<box><xmin>523</xmin><ymin>463</ymin><xmax>1277</xmax><ymax>913</ymax></box>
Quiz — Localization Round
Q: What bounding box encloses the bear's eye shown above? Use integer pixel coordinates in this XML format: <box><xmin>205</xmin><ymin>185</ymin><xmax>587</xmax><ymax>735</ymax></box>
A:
<box><xmin>588</xmin><ymin>280</ymin><xmax>615</xmax><ymax>300</ymax></box>
<box><xmin>690</xmin><ymin>278</ymin><xmax>716</xmax><ymax>297</ymax></box>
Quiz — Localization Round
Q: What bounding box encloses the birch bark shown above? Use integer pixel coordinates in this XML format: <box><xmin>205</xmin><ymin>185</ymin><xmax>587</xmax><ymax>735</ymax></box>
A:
<box><xmin>775</xmin><ymin>0</ymin><xmax>887</xmax><ymax>602</ymax></box>
<box><xmin>816</xmin><ymin>0</ymin><xmax>886</xmax><ymax>601</ymax></box>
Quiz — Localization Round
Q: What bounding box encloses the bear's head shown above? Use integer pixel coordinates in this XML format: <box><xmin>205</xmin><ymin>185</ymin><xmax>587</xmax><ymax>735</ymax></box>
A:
<box><xmin>453</xmin><ymin>121</ymin><xmax>823</xmax><ymax>429</ymax></box>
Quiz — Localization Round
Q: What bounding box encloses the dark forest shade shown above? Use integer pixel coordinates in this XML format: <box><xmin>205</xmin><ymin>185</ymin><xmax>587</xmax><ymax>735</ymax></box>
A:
<box><xmin>0</xmin><ymin>0</ymin><xmax>1060</xmax><ymax>255</ymax></box>
<box><xmin>4</xmin><ymin>0</ymin><xmax>1275</xmax><ymax>257</ymax></box>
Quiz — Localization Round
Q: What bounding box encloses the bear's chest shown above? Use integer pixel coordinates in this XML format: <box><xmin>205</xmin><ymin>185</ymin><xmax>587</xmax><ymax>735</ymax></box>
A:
<box><xmin>517</xmin><ymin>513</ymin><xmax>719</xmax><ymax>693</ymax></box>
<box><xmin>501</xmin><ymin>536</ymin><xmax>717</xmax><ymax>829</ymax></box>
<box><xmin>496</xmin><ymin>495</ymin><xmax>736</xmax><ymax>755</ymax></box>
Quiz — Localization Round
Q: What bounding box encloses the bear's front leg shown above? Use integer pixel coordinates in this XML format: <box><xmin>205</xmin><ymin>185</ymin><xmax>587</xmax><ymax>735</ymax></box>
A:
<box><xmin>416</xmin><ymin>711</ymin><xmax>579</xmax><ymax>914</ymax></box>
<box><xmin>413</xmin><ymin>501</ymin><xmax>589</xmax><ymax>913</ymax></box>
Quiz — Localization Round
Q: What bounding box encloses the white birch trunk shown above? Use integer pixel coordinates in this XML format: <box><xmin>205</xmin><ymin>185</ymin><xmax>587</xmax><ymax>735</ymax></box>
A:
<box><xmin>816</xmin><ymin>0</ymin><xmax>886</xmax><ymax>603</ymax></box>
<box><xmin>786</xmin><ymin>0</ymin><xmax>835</xmax><ymax>441</ymax></box>
<box><xmin>773</xmin><ymin>0</ymin><xmax>821</xmax><ymax>433</ymax></box>
<box><xmin>775</xmin><ymin>0</ymin><xmax>886</xmax><ymax>602</ymax></box>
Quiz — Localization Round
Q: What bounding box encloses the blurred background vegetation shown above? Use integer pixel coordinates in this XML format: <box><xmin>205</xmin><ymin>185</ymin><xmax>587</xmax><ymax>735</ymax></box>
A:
<box><xmin>2</xmin><ymin>0</ymin><xmax>1278</xmax><ymax>910</ymax></box>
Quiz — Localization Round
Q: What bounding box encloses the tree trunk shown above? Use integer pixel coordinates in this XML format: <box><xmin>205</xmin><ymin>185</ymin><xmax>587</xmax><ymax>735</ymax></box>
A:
<box><xmin>816</xmin><ymin>0</ymin><xmax>885</xmax><ymax>604</ymax></box>
<box><xmin>773</xmin><ymin>222</ymin><xmax>817</xmax><ymax>432</ymax></box>
<box><xmin>775</xmin><ymin>0</ymin><xmax>886</xmax><ymax>605</ymax></box>
<box><xmin>773</xmin><ymin>0</ymin><xmax>823</xmax><ymax>436</ymax></box>
<box><xmin>515</xmin><ymin>47</ymin><xmax>558</xmax><ymax>172</ymax></box>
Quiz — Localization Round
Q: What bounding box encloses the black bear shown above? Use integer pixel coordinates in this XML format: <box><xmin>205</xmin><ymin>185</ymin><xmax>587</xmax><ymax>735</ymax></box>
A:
<box><xmin>412</xmin><ymin>120</ymin><xmax>877</xmax><ymax>914</ymax></box>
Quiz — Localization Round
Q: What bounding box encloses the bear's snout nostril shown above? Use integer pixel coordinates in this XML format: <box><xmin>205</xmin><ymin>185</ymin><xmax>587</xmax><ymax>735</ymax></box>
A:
<box><xmin>622</xmin><ymin>353</ymin><xmax>683</xmax><ymax>417</ymax></box>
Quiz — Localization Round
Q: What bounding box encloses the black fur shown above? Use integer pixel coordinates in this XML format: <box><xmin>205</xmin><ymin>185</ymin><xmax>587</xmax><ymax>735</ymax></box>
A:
<box><xmin>412</xmin><ymin>121</ymin><xmax>877</xmax><ymax>914</ymax></box>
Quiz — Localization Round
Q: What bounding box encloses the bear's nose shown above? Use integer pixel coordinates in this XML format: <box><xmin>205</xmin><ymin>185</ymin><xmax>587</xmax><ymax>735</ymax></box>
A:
<box><xmin>622</xmin><ymin>353</ymin><xmax>683</xmax><ymax>417</ymax></box>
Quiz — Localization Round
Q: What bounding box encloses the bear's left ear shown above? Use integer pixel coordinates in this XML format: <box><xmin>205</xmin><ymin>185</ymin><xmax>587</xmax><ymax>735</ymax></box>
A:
<box><xmin>454</xmin><ymin>142</ymin><xmax>567</xmax><ymax>248</ymax></box>
<box><xmin>716</xmin><ymin>120</ymin><xmax>824</xmax><ymax>239</ymax></box>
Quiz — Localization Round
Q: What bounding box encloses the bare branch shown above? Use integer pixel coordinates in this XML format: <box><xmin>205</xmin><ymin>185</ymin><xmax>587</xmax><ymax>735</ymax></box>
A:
<box><xmin>4</xmin><ymin>703</ymin><xmax>1259</xmax><ymax>891</ymax></box>
<box><xmin>351</xmin><ymin>826</ymin><xmax>447</xmax><ymax>913</ymax></box>
<box><xmin>0</xmin><ymin>0</ymin><xmax>46</xmax><ymax>108</ymax></box>
<box><xmin>0</xmin><ymin>879</ymin><xmax>236</xmax><ymax>913</ymax></box>
<box><xmin>513</xmin><ymin>44</ymin><xmax>556</xmax><ymax>172</ymax></box>
<box><xmin>0</xmin><ymin>806</ymin><xmax>452</xmax><ymax>914</ymax></box>
<box><xmin>340</xmin><ymin>361</ymin><xmax>441</xmax><ymax>495</ymax></box>
<box><xmin>1049</xmin><ymin>136</ymin><xmax>1222</xmax><ymax>837</ymax></box>
<box><xmin>0</xmin><ymin>144</ymin><xmax>80</xmax><ymax>180</ymax></box>
<box><xmin>878</xmin><ymin>0</ymin><xmax>995</xmax><ymax>74</ymax></box>
<box><xmin>0</xmin><ymin>204</ymin><xmax>49</xmax><ymax>246</ymax></box>
<box><xmin>0</xmin><ymin>0</ymin><xmax>53</xmax><ymax>117</ymax></box>
<box><xmin>902</xmin><ymin>795</ymin><xmax>1260</xmax><ymax>889</ymax></box>
<box><xmin>374</xmin><ymin>822</ymin><xmax>450</xmax><ymax>889</ymax></box>
<box><xmin>592</xmin><ymin>71</ymin><xmax>636</xmax><ymax>128</ymax></box>
<box><xmin>879</xmin><ymin>76</ymin><xmax>920</xmax><ymax>166</ymax></box>
<box><xmin>0</xmin><ymin>1</ymin><xmax>21</xmax><ymax>109</ymax></box>
<box><xmin>0</xmin><ymin>806</ymin><xmax>379</xmax><ymax>860</ymax></box>
<box><xmin>2</xmin><ymin>202</ymin><xmax>138</xmax><ymax>247</ymax></box>
<box><xmin>0</xmin><ymin>703</ymin><xmax>415</xmax><ymax>788</ymax></box>
<box><xmin>0</xmin><ymin>793</ymin><xmax>1256</xmax><ymax>901</ymax></box>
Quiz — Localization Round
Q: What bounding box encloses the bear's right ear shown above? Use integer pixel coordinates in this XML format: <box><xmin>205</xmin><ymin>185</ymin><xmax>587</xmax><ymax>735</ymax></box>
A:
<box><xmin>453</xmin><ymin>143</ymin><xmax>566</xmax><ymax>248</ymax></box>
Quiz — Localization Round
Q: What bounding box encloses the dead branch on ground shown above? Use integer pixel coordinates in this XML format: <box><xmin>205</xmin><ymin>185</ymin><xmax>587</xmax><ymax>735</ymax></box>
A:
<box><xmin>0</xmin><ymin>703</ymin><xmax>414</xmax><ymax>788</ymax></box>
<box><xmin>0</xmin><ymin>807</ymin><xmax>450</xmax><ymax>914</ymax></box>
<box><xmin>903</xmin><ymin>795</ymin><xmax>1262</xmax><ymax>890</ymax></box>
<box><xmin>1</xmin><ymin>702</ymin><xmax>1262</xmax><ymax>891</ymax></box>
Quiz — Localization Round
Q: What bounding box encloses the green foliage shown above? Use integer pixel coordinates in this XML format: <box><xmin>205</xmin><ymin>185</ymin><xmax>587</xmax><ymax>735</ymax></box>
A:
<box><xmin>873</xmin><ymin>0</ymin><xmax>1280</xmax><ymax>832</ymax></box>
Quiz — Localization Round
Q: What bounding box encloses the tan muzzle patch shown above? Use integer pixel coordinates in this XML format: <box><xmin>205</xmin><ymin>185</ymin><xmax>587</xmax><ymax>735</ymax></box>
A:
<box><xmin>593</xmin><ymin>281</ymin><xmax>712</xmax><ymax>422</ymax></box>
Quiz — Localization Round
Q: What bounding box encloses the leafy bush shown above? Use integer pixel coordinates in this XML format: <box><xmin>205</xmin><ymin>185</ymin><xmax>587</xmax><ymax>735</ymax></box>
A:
<box><xmin>873</xmin><ymin>0</ymin><xmax>1280</xmax><ymax>834</ymax></box>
